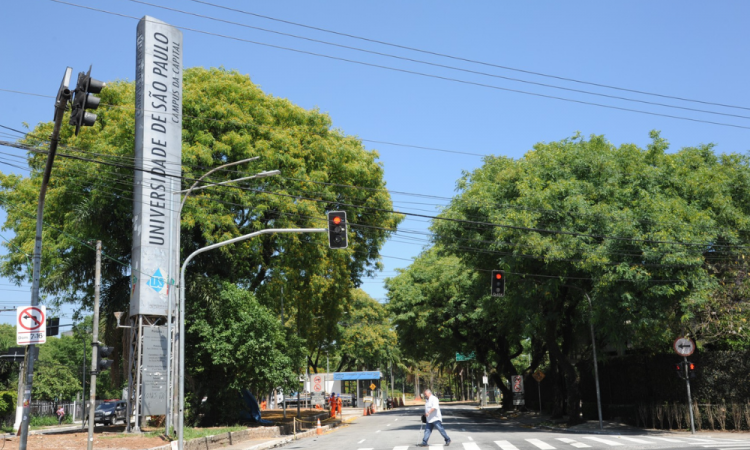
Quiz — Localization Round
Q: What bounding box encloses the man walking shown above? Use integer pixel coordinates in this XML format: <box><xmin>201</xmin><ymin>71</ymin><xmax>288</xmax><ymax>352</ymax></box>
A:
<box><xmin>417</xmin><ymin>389</ymin><xmax>450</xmax><ymax>447</ymax></box>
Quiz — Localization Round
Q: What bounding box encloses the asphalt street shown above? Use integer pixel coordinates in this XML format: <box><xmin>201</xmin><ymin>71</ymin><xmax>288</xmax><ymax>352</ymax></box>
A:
<box><xmin>286</xmin><ymin>405</ymin><xmax>750</xmax><ymax>450</ymax></box>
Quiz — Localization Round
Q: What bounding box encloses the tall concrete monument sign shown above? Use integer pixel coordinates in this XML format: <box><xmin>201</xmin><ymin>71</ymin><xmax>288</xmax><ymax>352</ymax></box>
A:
<box><xmin>131</xmin><ymin>16</ymin><xmax>183</xmax><ymax>317</ymax></box>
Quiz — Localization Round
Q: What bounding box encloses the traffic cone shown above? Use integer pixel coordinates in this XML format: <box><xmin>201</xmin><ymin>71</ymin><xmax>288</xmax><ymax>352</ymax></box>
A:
<box><xmin>316</xmin><ymin>418</ymin><xmax>322</xmax><ymax>435</ymax></box>
<box><xmin>363</xmin><ymin>406</ymin><xmax>368</xmax><ymax>416</ymax></box>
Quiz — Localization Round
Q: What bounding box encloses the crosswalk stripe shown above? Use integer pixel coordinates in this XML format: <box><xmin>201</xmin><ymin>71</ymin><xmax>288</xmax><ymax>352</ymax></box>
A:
<box><xmin>394</xmin><ymin>447</ymin><xmax>409</xmax><ymax>450</ymax></box>
<box><xmin>357</xmin><ymin>448</ymin><xmax>373</xmax><ymax>450</ymax></box>
<box><xmin>429</xmin><ymin>445</ymin><xmax>444</xmax><ymax>450</ymax></box>
<box><xmin>648</xmin><ymin>437</ymin><xmax>685</xmax><ymax>443</ymax></box>
<box><xmin>583</xmin><ymin>437</ymin><xmax>623</xmax><ymax>446</ymax></box>
<box><xmin>556</xmin><ymin>437</ymin><xmax>591</xmax><ymax>448</ymax></box>
<box><xmin>616</xmin><ymin>437</ymin><xmax>652</xmax><ymax>444</ymax></box>
<box><xmin>685</xmin><ymin>439</ymin><xmax>719</xmax><ymax>443</ymax></box>
<box><xmin>463</xmin><ymin>443</ymin><xmax>481</xmax><ymax>450</ymax></box>
<box><xmin>526</xmin><ymin>439</ymin><xmax>556</xmax><ymax>449</ymax></box>
<box><xmin>494</xmin><ymin>441</ymin><xmax>520</xmax><ymax>450</ymax></box>
<box><xmin>712</xmin><ymin>447</ymin><xmax>750</xmax><ymax>450</ymax></box>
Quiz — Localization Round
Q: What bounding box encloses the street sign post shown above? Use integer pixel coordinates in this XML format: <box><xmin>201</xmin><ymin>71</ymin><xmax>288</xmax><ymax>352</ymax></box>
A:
<box><xmin>17</xmin><ymin>306</ymin><xmax>46</xmax><ymax>345</ymax></box>
<box><xmin>312</xmin><ymin>375</ymin><xmax>324</xmax><ymax>393</ymax></box>
<box><xmin>673</xmin><ymin>337</ymin><xmax>697</xmax><ymax>434</ymax></box>
<box><xmin>532</xmin><ymin>371</ymin><xmax>545</xmax><ymax>415</ymax></box>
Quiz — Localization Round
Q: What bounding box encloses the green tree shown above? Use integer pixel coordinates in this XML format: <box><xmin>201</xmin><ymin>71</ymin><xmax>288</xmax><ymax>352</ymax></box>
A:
<box><xmin>0</xmin><ymin>67</ymin><xmax>401</xmax><ymax>420</ymax></box>
<box><xmin>336</xmin><ymin>289</ymin><xmax>397</xmax><ymax>372</ymax></box>
<box><xmin>187</xmin><ymin>282</ymin><xmax>304</xmax><ymax>425</ymax></box>
<box><xmin>402</xmin><ymin>132</ymin><xmax>750</xmax><ymax>423</ymax></box>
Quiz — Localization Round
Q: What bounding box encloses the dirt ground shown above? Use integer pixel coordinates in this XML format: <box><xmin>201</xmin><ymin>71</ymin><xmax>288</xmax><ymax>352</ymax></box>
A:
<box><xmin>2</xmin><ymin>427</ymin><xmax>168</xmax><ymax>450</ymax></box>
<box><xmin>1</xmin><ymin>411</ymin><xmax>328</xmax><ymax>450</ymax></box>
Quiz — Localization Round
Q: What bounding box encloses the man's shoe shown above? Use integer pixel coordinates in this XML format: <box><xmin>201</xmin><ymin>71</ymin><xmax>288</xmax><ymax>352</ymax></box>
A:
<box><xmin>445</xmin><ymin>441</ymin><xmax>451</xmax><ymax>446</ymax></box>
<box><xmin>416</xmin><ymin>444</ymin><xmax>428</xmax><ymax>447</ymax></box>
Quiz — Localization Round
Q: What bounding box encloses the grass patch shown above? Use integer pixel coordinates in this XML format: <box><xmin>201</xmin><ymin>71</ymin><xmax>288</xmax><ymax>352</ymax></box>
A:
<box><xmin>29</xmin><ymin>414</ymin><xmax>73</xmax><ymax>429</ymax></box>
<box><xmin>109</xmin><ymin>426</ymin><xmax>247</xmax><ymax>441</ymax></box>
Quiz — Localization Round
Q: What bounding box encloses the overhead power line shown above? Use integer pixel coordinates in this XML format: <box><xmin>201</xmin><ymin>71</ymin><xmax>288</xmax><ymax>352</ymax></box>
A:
<box><xmin>3</xmin><ymin>138</ymin><xmax>749</xmax><ymax>251</ymax></box>
<box><xmin>49</xmin><ymin>1</ymin><xmax>750</xmax><ymax>131</ymax></box>
<box><xmin>186</xmin><ymin>0</ymin><xmax>750</xmax><ymax>113</ymax></box>
<box><xmin>124</xmin><ymin>0</ymin><xmax>750</xmax><ymax>121</ymax></box>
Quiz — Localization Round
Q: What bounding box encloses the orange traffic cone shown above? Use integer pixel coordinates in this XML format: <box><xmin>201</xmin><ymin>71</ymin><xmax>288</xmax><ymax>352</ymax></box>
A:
<box><xmin>372</xmin><ymin>404</ymin><xmax>376</xmax><ymax>414</ymax></box>
<box><xmin>316</xmin><ymin>418</ymin><xmax>323</xmax><ymax>435</ymax></box>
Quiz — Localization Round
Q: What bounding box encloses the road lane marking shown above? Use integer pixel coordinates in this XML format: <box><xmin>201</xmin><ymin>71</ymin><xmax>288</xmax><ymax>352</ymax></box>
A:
<box><xmin>357</xmin><ymin>448</ymin><xmax>373</xmax><ymax>450</ymax></box>
<box><xmin>556</xmin><ymin>437</ymin><xmax>591</xmax><ymax>448</ymax></box>
<box><xmin>357</xmin><ymin>439</ymin><xmax>366</xmax><ymax>444</ymax></box>
<box><xmin>468</xmin><ymin>436</ymin><xmax>474</xmax><ymax>441</ymax></box>
<box><xmin>494</xmin><ymin>442</ymin><xmax>519</xmax><ymax>450</ymax></box>
<box><xmin>616</xmin><ymin>437</ymin><xmax>652</xmax><ymax>444</ymax></box>
<box><xmin>495</xmin><ymin>441</ymin><xmax>518</xmax><ymax>450</ymax></box>
<box><xmin>376</xmin><ymin>430</ymin><xmax>381</xmax><ymax>433</ymax></box>
<box><xmin>526</xmin><ymin>439</ymin><xmax>556</xmax><ymax>449</ymax></box>
<box><xmin>648</xmin><ymin>437</ymin><xmax>686</xmax><ymax>443</ymax></box>
<box><xmin>394</xmin><ymin>447</ymin><xmax>410</xmax><ymax>450</ymax></box>
<box><xmin>387</xmin><ymin>424</ymin><xmax>392</xmax><ymax>426</ymax></box>
<box><xmin>429</xmin><ymin>445</ymin><xmax>443</xmax><ymax>450</ymax></box>
<box><xmin>583</xmin><ymin>437</ymin><xmax>623</xmax><ymax>446</ymax></box>
<box><xmin>462</xmin><ymin>443</ymin><xmax>480</xmax><ymax>450</ymax></box>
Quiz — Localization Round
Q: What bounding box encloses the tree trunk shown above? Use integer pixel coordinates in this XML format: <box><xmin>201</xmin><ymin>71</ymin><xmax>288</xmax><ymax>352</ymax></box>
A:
<box><xmin>545</xmin><ymin>319</ymin><xmax>583</xmax><ymax>426</ymax></box>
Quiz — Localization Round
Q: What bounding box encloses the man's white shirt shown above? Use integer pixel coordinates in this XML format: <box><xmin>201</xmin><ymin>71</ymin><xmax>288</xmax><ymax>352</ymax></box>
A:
<box><xmin>424</xmin><ymin>395</ymin><xmax>442</xmax><ymax>423</ymax></box>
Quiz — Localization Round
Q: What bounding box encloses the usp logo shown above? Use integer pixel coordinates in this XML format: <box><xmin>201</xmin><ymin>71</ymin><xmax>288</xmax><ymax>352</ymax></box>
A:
<box><xmin>146</xmin><ymin>268</ymin><xmax>165</xmax><ymax>293</ymax></box>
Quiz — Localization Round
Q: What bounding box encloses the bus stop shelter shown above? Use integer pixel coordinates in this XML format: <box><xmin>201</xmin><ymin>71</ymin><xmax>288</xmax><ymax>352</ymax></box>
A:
<box><xmin>333</xmin><ymin>371</ymin><xmax>382</xmax><ymax>408</ymax></box>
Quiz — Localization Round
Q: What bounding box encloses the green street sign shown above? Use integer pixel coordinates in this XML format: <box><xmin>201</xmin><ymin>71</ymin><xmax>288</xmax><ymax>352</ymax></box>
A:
<box><xmin>456</xmin><ymin>352</ymin><xmax>475</xmax><ymax>362</ymax></box>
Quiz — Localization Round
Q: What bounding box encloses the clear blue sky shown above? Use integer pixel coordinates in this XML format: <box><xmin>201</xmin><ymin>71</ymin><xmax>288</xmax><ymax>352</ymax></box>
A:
<box><xmin>0</xmin><ymin>1</ymin><xmax>749</xmax><ymax>326</ymax></box>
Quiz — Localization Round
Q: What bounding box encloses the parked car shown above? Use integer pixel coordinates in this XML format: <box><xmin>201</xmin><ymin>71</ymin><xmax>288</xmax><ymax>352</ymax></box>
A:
<box><xmin>94</xmin><ymin>400</ymin><xmax>127</xmax><ymax>426</ymax></box>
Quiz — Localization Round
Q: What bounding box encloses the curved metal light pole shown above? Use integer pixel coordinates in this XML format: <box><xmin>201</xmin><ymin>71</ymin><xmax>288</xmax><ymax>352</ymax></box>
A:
<box><xmin>165</xmin><ymin>157</ymin><xmax>273</xmax><ymax>436</ymax></box>
<box><xmin>177</xmin><ymin>227</ymin><xmax>326</xmax><ymax>450</ymax></box>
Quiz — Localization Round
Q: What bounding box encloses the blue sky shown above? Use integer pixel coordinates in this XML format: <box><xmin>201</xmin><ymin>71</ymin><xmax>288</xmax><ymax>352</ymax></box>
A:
<box><xmin>0</xmin><ymin>1</ymin><xmax>749</xmax><ymax>326</ymax></box>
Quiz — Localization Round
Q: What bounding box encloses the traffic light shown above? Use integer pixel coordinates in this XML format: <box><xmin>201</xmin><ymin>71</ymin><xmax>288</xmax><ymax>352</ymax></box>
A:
<box><xmin>328</xmin><ymin>211</ymin><xmax>348</xmax><ymax>249</ymax></box>
<box><xmin>96</xmin><ymin>345</ymin><xmax>114</xmax><ymax>373</ymax></box>
<box><xmin>674</xmin><ymin>361</ymin><xmax>684</xmax><ymax>379</ymax></box>
<box><xmin>491</xmin><ymin>270</ymin><xmax>505</xmax><ymax>297</ymax></box>
<box><xmin>687</xmin><ymin>361</ymin><xmax>696</xmax><ymax>378</ymax></box>
<box><xmin>69</xmin><ymin>65</ymin><xmax>105</xmax><ymax>135</ymax></box>
<box><xmin>46</xmin><ymin>317</ymin><xmax>59</xmax><ymax>337</ymax></box>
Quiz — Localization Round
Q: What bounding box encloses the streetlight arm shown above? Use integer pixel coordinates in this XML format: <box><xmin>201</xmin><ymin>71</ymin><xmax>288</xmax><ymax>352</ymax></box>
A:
<box><xmin>178</xmin><ymin>170</ymin><xmax>281</xmax><ymax>194</ymax></box>
<box><xmin>178</xmin><ymin>157</ymin><xmax>259</xmax><ymax>213</ymax></box>
<box><xmin>177</xmin><ymin>226</ymin><xmax>326</xmax><ymax>450</ymax></box>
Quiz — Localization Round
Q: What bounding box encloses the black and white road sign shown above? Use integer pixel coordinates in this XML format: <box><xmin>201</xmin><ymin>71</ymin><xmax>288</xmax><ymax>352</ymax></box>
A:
<box><xmin>17</xmin><ymin>306</ymin><xmax>46</xmax><ymax>345</ymax></box>
<box><xmin>673</xmin><ymin>337</ymin><xmax>695</xmax><ymax>357</ymax></box>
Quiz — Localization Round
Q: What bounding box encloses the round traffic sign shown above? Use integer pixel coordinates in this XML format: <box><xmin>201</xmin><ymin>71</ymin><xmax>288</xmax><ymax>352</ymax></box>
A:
<box><xmin>313</xmin><ymin>375</ymin><xmax>322</xmax><ymax>384</ymax></box>
<box><xmin>673</xmin><ymin>337</ymin><xmax>695</xmax><ymax>357</ymax></box>
<box><xmin>18</xmin><ymin>307</ymin><xmax>45</xmax><ymax>331</ymax></box>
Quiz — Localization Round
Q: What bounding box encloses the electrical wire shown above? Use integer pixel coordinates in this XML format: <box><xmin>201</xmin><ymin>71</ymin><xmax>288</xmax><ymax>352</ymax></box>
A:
<box><xmin>48</xmin><ymin>1</ymin><xmax>750</xmax><ymax>131</ymax></box>
<box><xmin>187</xmin><ymin>0</ymin><xmax>750</xmax><ymax>113</ymax></box>
<box><xmin>123</xmin><ymin>0</ymin><xmax>750</xmax><ymax>122</ymax></box>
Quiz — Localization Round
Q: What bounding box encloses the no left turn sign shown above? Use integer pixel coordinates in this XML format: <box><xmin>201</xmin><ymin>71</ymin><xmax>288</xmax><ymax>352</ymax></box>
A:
<box><xmin>17</xmin><ymin>306</ymin><xmax>46</xmax><ymax>345</ymax></box>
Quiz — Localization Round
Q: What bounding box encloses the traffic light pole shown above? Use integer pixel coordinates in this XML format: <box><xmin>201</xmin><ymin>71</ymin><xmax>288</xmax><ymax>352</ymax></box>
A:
<box><xmin>683</xmin><ymin>355</ymin><xmax>696</xmax><ymax>434</ymax></box>
<box><xmin>177</xmin><ymin>227</ymin><xmax>326</xmax><ymax>450</ymax></box>
<box><xmin>18</xmin><ymin>67</ymin><xmax>72</xmax><ymax>450</ymax></box>
<box><xmin>87</xmin><ymin>241</ymin><xmax>102</xmax><ymax>450</ymax></box>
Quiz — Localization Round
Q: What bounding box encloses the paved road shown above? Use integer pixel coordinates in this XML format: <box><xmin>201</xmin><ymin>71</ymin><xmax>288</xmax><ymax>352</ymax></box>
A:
<box><xmin>286</xmin><ymin>405</ymin><xmax>750</xmax><ymax>450</ymax></box>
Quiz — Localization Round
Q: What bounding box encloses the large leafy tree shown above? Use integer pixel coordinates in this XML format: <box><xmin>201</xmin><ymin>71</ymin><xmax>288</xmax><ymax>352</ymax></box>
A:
<box><xmin>335</xmin><ymin>289</ymin><xmax>397</xmax><ymax>372</ymax></box>
<box><xmin>401</xmin><ymin>132</ymin><xmax>750</xmax><ymax>423</ymax></box>
<box><xmin>0</xmin><ymin>67</ymin><xmax>401</xmax><ymax>420</ymax></box>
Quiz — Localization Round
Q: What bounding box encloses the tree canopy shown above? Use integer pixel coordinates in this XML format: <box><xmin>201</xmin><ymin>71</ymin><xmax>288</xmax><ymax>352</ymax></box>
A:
<box><xmin>0</xmin><ymin>67</ymin><xmax>401</xmax><ymax>422</ymax></box>
<box><xmin>388</xmin><ymin>132</ymin><xmax>750</xmax><ymax>423</ymax></box>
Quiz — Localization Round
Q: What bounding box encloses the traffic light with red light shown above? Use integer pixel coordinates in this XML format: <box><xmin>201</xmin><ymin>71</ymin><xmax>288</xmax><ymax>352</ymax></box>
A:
<box><xmin>491</xmin><ymin>270</ymin><xmax>505</xmax><ymax>297</ymax></box>
<box><xmin>687</xmin><ymin>361</ymin><xmax>696</xmax><ymax>378</ymax></box>
<box><xmin>674</xmin><ymin>361</ymin><xmax>684</xmax><ymax>379</ymax></box>
<box><xmin>328</xmin><ymin>211</ymin><xmax>347</xmax><ymax>249</ymax></box>
<box><xmin>69</xmin><ymin>65</ymin><xmax>105</xmax><ymax>135</ymax></box>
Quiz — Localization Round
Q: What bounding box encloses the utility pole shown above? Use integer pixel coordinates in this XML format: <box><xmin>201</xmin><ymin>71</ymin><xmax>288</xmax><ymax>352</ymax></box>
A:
<box><xmin>87</xmin><ymin>241</ymin><xmax>102</xmax><ymax>450</ymax></box>
<box><xmin>18</xmin><ymin>67</ymin><xmax>72</xmax><ymax>450</ymax></box>
<box><xmin>81</xmin><ymin>338</ymin><xmax>86</xmax><ymax>429</ymax></box>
